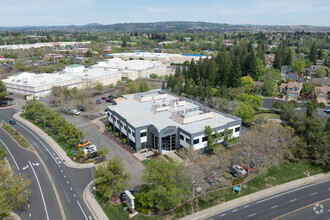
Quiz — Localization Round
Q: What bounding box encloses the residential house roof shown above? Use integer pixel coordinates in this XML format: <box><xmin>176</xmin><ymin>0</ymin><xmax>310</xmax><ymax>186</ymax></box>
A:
<box><xmin>288</xmin><ymin>73</ymin><xmax>298</xmax><ymax>81</ymax></box>
<box><xmin>287</xmin><ymin>82</ymin><xmax>302</xmax><ymax>89</ymax></box>
<box><xmin>315</xmin><ymin>86</ymin><xmax>330</xmax><ymax>96</ymax></box>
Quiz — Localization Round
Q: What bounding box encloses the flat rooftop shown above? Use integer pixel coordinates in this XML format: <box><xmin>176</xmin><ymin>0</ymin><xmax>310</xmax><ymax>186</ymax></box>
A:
<box><xmin>94</xmin><ymin>58</ymin><xmax>164</xmax><ymax>71</ymax></box>
<box><xmin>108</xmin><ymin>90</ymin><xmax>240</xmax><ymax>134</ymax></box>
<box><xmin>112</xmin><ymin>52</ymin><xmax>208</xmax><ymax>59</ymax></box>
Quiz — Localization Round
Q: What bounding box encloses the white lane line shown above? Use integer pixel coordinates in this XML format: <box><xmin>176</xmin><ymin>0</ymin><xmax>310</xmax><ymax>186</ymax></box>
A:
<box><xmin>77</xmin><ymin>200</ymin><xmax>88</xmax><ymax>220</ymax></box>
<box><xmin>70</xmin><ymin>187</ymin><xmax>72</xmax><ymax>190</ymax></box>
<box><xmin>256</xmin><ymin>179</ymin><xmax>330</xmax><ymax>204</ymax></box>
<box><xmin>271</xmin><ymin>205</ymin><xmax>279</xmax><ymax>209</ymax></box>
<box><xmin>17</xmin><ymin>123</ymin><xmax>58</xmax><ymax>164</ymax></box>
<box><xmin>232</xmin><ymin>209</ymin><xmax>237</xmax><ymax>212</ymax></box>
<box><xmin>29</xmin><ymin>213</ymin><xmax>31</xmax><ymax>218</ymax></box>
<box><xmin>61</xmin><ymin>170</ymin><xmax>63</xmax><ymax>173</ymax></box>
<box><xmin>74</xmin><ymin>194</ymin><xmax>76</xmax><ymax>198</ymax></box>
<box><xmin>28</xmin><ymin>204</ymin><xmax>30</xmax><ymax>208</ymax></box>
<box><xmin>67</xmin><ymin>181</ymin><xmax>69</xmax><ymax>184</ymax></box>
<box><xmin>220</xmin><ymin>214</ymin><xmax>226</xmax><ymax>217</ymax></box>
<box><xmin>19</xmin><ymin>172</ymin><xmax>22</xmax><ymax>175</ymax></box>
<box><xmin>310</xmin><ymin>192</ymin><xmax>317</xmax><ymax>195</ymax></box>
<box><xmin>248</xmin><ymin>213</ymin><xmax>256</xmax><ymax>217</ymax></box>
<box><xmin>28</xmin><ymin>161</ymin><xmax>49</xmax><ymax>220</ymax></box>
<box><xmin>290</xmin><ymin>199</ymin><xmax>297</xmax><ymax>202</ymax></box>
<box><xmin>0</xmin><ymin>139</ymin><xmax>20</xmax><ymax>170</ymax></box>
<box><xmin>244</xmin><ymin>205</ymin><xmax>249</xmax><ymax>208</ymax></box>
<box><xmin>64</xmin><ymin>175</ymin><xmax>66</xmax><ymax>178</ymax></box>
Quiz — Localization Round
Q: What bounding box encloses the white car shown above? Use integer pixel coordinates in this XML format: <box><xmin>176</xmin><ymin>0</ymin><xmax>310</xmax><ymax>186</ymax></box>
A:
<box><xmin>83</xmin><ymin>145</ymin><xmax>97</xmax><ymax>155</ymax></box>
<box><xmin>233</xmin><ymin>165</ymin><xmax>247</xmax><ymax>175</ymax></box>
<box><xmin>69</xmin><ymin>108</ymin><xmax>80</xmax><ymax>115</ymax></box>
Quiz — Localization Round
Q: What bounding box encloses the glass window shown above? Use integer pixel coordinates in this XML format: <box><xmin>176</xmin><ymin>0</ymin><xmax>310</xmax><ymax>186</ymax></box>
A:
<box><xmin>186</xmin><ymin>138</ymin><xmax>190</xmax><ymax>144</ymax></box>
<box><xmin>128</xmin><ymin>128</ymin><xmax>131</xmax><ymax>134</ymax></box>
<box><xmin>124</xmin><ymin>125</ymin><xmax>127</xmax><ymax>130</ymax></box>
<box><xmin>141</xmin><ymin>132</ymin><xmax>147</xmax><ymax>137</ymax></box>
<box><xmin>202</xmin><ymin>136</ymin><xmax>208</xmax><ymax>142</ymax></box>
<box><xmin>193</xmin><ymin>139</ymin><xmax>199</xmax><ymax>145</ymax></box>
<box><xmin>180</xmin><ymin>135</ymin><xmax>184</xmax><ymax>140</ymax></box>
<box><xmin>132</xmin><ymin>132</ymin><xmax>135</xmax><ymax>137</ymax></box>
<box><xmin>235</xmin><ymin>127</ymin><xmax>240</xmax><ymax>132</ymax></box>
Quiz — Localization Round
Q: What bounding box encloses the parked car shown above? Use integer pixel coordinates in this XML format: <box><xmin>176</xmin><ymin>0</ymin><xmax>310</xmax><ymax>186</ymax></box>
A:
<box><xmin>69</xmin><ymin>108</ymin><xmax>80</xmax><ymax>115</ymax></box>
<box><xmin>240</xmin><ymin>163</ymin><xmax>253</xmax><ymax>172</ymax></box>
<box><xmin>88</xmin><ymin>151</ymin><xmax>98</xmax><ymax>158</ymax></box>
<box><xmin>77</xmin><ymin>140</ymin><xmax>90</xmax><ymax>148</ymax></box>
<box><xmin>100</xmin><ymin>109</ymin><xmax>107</xmax><ymax>115</ymax></box>
<box><xmin>105</xmin><ymin>99</ymin><xmax>112</xmax><ymax>103</ymax></box>
<box><xmin>76</xmin><ymin>105</ymin><xmax>85</xmax><ymax>112</ymax></box>
<box><xmin>9</xmin><ymin>119</ymin><xmax>16</xmax><ymax>124</ymax></box>
<box><xmin>230</xmin><ymin>168</ymin><xmax>239</xmax><ymax>177</ymax></box>
<box><xmin>232</xmin><ymin>165</ymin><xmax>247</xmax><ymax>175</ymax></box>
<box><xmin>96</xmin><ymin>99</ymin><xmax>103</xmax><ymax>104</ymax></box>
<box><xmin>111</xmin><ymin>100</ymin><xmax>117</xmax><ymax>105</ymax></box>
<box><xmin>108</xmin><ymin>95</ymin><xmax>115</xmax><ymax>99</ymax></box>
<box><xmin>92</xmin><ymin>92</ymin><xmax>103</xmax><ymax>97</ymax></box>
<box><xmin>101</xmin><ymin>97</ymin><xmax>107</xmax><ymax>100</ymax></box>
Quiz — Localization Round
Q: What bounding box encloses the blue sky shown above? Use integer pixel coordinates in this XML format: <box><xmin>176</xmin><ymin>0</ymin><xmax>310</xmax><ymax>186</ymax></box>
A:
<box><xmin>0</xmin><ymin>0</ymin><xmax>329</xmax><ymax>27</ymax></box>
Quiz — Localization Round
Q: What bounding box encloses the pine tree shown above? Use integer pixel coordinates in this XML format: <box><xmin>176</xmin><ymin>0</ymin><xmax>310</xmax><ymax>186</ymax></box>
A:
<box><xmin>217</xmin><ymin>48</ymin><xmax>231</xmax><ymax>87</ymax></box>
<box><xmin>309</xmin><ymin>42</ymin><xmax>317</xmax><ymax>64</ymax></box>
<box><xmin>273</xmin><ymin>45</ymin><xmax>284</xmax><ymax>70</ymax></box>
<box><xmin>188</xmin><ymin>59</ymin><xmax>197</xmax><ymax>84</ymax></box>
<box><xmin>283</xmin><ymin>49</ymin><xmax>292</xmax><ymax>66</ymax></box>
<box><xmin>317</xmin><ymin>49</ymin><xmax>322</xmax><ymax>60</ymax></box>
<box><xmin>207</xmin><ymin>56</ymin><xmax>218</xmax><ymax>87</ymax></box>
<box><xmin>256</xmin><ymin>43</ymin><xmax>265</xmax><ymax>63</ymax></box>
<box><xmin>243</xmin><ymin>51</ymin><xmax>257</xmax><ymax>78</ymax></box>
<box><xmin>229</xmin><ymin>57</ymin><xmax>241</xmax><ymax>88</ymax></box>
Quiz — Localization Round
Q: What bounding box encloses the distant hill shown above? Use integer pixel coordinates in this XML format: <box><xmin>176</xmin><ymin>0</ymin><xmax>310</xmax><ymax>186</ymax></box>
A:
<box><xmin>0</xmin><ymin>21</ymin><xmax>329</xmax><ymax>32</ymax></box>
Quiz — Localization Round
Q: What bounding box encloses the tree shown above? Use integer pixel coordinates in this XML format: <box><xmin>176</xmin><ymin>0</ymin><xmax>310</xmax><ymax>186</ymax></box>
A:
<box><xmin>121</xmin><ymin>40</ymin><xmax>127</xmax><ymax>48</ymax></box>
<box><xmin>243</xmin><ymin>52</ymin><xmax>257</xmax><ymax>79</ymax></box>
<box><xmin>229</xmin><ymin>57</ymin><xmax>241</xmax><ymax>88</ymax></box>
<box><xmin>291</xmin><ymin>58</ymin><xmax>306</xmax><ymax>74</ymax></box>
<box><xmin>255</xmin><ymin>57</ymin><xmax>266</xmax><ymax>80</ymax></box>
<box><xmin>233</xmin><ymin>103</ymin><xmax>255</xmax><ymax>124</ymax></box>
<box><xmin>0</xmin><ymin>160</ymin><xmax>31</xmax><ymax>215</ymax></box>
<box><xmin>149</xmin><ymin>73</ymin><xmax>158</xmax><ymax>79</ymax></box>
<box><xmin>85</xmin><ymin>50</ymin><xmax>93</xmax><ymax>57</ymax></box>
<box><xmin>316</xmin><ymin>67</ymin><xmax>326</xmax><ymax>77</ymax></box>
<box><xmin>301</xmin><ymin>82</ymin><xmax>315</xmax><ymax>98</ymax></box>
<box><xmin>262</xmin><ymin>68</ymin><xmax>281</xmax><ymax>97</ymax></box>
<box><xmin>235</xmin><ymin>93</ymin><xmax>263</xmax><ymax>110</ymax></box>
<box><xmin>94</xmin><ymin>82</ymin><xmax>104</xmax><ymax>91</ymax></box>
<box><xmin>94</xmin><ymin>157</ymin><xmax>130</xmax><ymax>201</ymax></box>
<box><xmin>137</xmin><ymin>157</ymin><xmax>191</xmax><ymax>211</ymax></box>
<box><xmin>217</xmin><ymin>47</ymin><xmax>231</xmax><ymax>87</ymax></box>
<box><xmin>317</xmin><ymin>49</ymin><xmax>323</xmax><ymax>60</ymax></box>
<box><xmin>283</xmin><ymin>49</ymin><xmax>292</xmax><ymax>66</ymax></box>
<box><xmin>0</xmin><ymin>81</ymin><xmax>8</xmax><ymax>98</ymax></box>
<box><xmin>50</xmin><ymin>86</ymin><xmax>65</xmax><ymax>107</ymax></box>
<box><xmin>204</xmin><ymin>125</ymin><xmax>221</xmax><ymax>153</ymax></box>
<box><xmin>240</xmin><ymin>76</ymin><xmax>254</xmax><ymax>92</ymax></box>
<box><xmin>308</xmin><ymin>42</ymin><xmax>317</xmax><ymax>64</ymax></box>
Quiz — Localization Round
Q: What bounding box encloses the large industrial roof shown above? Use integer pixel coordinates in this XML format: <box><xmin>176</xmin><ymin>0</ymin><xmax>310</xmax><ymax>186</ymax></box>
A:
<box><xmin>108</xmin><ymin>90</ymin><xmax>240</xmax><ymax>134</ymax></box>
<box><xmin>94</xmin><ymin>58</ymin><xmax>164</xmax><ymax>71</ymax></box>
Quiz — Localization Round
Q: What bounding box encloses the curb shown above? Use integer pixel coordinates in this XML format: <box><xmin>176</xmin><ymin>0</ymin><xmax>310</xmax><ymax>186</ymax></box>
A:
<box><xmin>180</xmin><ymin>172</ymin><xmax>330</xmax><ymax>220</ymax></box>
<box><xmin>9</xmin><ymin>212</ymin><xmax>21</xmax><ymax>220</ymax></box>
<box><xmin>83</xmin><ymin>181</ymin><xmax>108</xmax><ymax>220</ymax></box>
<box><xmin>13</xmin><ymin>112</ymin><xmax>95</xmax><ymax>169</ymax></box>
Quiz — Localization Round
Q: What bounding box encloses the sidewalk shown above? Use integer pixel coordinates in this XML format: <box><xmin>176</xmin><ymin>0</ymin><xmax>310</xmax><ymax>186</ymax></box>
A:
<box><xmin>83</xmin><ymin>181</ymin><xmax>108</xmax><ymax>220</ymax></box>
<box><xmin>13</xmin><ymin>112</ymin><xmax>95</xmax><ymax>169</ymax></box>
<box><xmin>180</xmin><ymin>172</ymin><xmax>330</xmax><ymax>220</ymax></box>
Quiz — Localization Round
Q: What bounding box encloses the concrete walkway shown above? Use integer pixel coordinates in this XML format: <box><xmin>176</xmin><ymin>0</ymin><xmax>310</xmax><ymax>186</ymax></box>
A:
<box><xmin>84</xmin><ymin>181</ymin><xmax>109</xmax><ymax>220</ymax></box>
<box><xmin>180</xmin><ymin>172</ymin><xmax>330</xmax><ymax>220</ymax></box>
<box><xmin>13</xmin><ymin>112</ymin><xmax>95</xmax><ymax>169</ymax></box>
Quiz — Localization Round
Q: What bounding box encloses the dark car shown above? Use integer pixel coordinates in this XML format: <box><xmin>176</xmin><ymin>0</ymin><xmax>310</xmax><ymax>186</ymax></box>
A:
<box><xmin>108</xmin><ymin>95</ymin><xmax>115</xmax><ymax>99</ymax></box>
<box><xmin>92</xmin><ymin>92</ymin><xmax>103</xmax><ymax>97</ymax></box>
<box><xmin>9</xmin><ymin>119</ymin><xmax>16</xmax><ymax>124</ymax></box>
<box><xmin>105</xmin><ymin>99</ymin><xmax>112</xmax><ymax>103</ymax></box>
<box><xmin>111</xmin><ymin>100</ymin><xmax>117</xmax><ymax>105</ymax></box>
<box><xmin>76</xmin><ymin>105</ymin><xmax>85</xmax><ymax>112</ymax></box>
<box><xmin>89</xmin><ymin>151</ymin><xmax>98</xmax><ymax>158</ymax></box>
<box><xmin>230</xmin><ymin>168</ymin><xmax>239</xmax><ymax>177</ymax></box>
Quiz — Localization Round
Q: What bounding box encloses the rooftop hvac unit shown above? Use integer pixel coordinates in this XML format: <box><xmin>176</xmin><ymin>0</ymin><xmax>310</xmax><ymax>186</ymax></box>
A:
<box><xmin>83</xmin><ymin>69</ymin><xmax>88</xmax><ymax>72</ymax></box>
<box><xmin>23</xmin><ymin>81</ymin><xmax>28</xmax><ymax>84</ymax></box>
<box><xmin>16</xmin><ymin>79</ymin><xmax>21</xmax><ymax>82</ymax></box>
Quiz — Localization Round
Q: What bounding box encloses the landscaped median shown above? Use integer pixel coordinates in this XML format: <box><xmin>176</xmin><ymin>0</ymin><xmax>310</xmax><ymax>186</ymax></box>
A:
<box><xmin>1</xmin><ymin>122</ymin><xmax>33</xmax><ymax>150</ymax></box>
<box><xmin>96</xmin><ymin>160</ymin><xmax>329</xmax><ymax>220</ymax></box>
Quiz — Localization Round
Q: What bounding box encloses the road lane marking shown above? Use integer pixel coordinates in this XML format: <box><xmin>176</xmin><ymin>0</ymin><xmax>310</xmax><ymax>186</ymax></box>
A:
<box><xmin>29</xmin><ymin>213</ymin><xmax>31</xmax><ymax>218</ymax></box>
<box><xmin>220</xmin><ymin>214</ymin><xmax>225</xmax><ymax>217</ymax></box>
<box><xmin>77</xmin><ymin>200</ymin><xmax>88</xmax><ymax>220</ymax></box>
<box><xmin>61</xmin><ymin>170</ymin><xmax>63</xmax><ymax>173</ymax></box>
<box><xmin>244</xmin><ymin>205</ymin><xmax>249</xmax><ymax>208</ymax></box>
<box><xmin>272</xmin><ymin>198</ymin><xmax>330</xmax><ymax>220</ymax></box>
<box><xmin>70</xmin><ymin>187</ymin><xmax>72</xmax><ymax>190</ymax></box>
<box><xmin>256</xmin><ymin>179</ymin><xmax>330</xmax><ymax>204</ymax></box>
<box><xmin>67</xmin><ymin>181</ymin><xmax>69</xmax><ymax>184</ymax></box>
<box><xmin>28</xmin><ymin>204</ymin><xmax>30</xmax><ymax>208</ymax></box>
<box><xmin>232</xmin><ymin>209</ymin><xmax>237</xmax><ymax>212</ymax></box>
<box><xmin>17</xmin><ymin>123</ymin><xmax>58</xmax><ymax>163</ymax></box>
<box><xmin>248</xmin><ymin>213</ymin><xmax>256</xmax><ymax>217</ymax></box>
<box><xmin>74</xmin><ymin>194</ymin><xmax>76</xmax><ymax>198</ymax></box>
<box><xmin>271</xmin><ymin>205</ymin><xmax>279</xmax><ymax>209</ymax></box>
<box><xmin>28</xmin><ymin>161</ymin><xmax>49</xmax><ymax>220</ymax></box>
<box><xmin>310</xmin><ymin>192</ymin><xmax>317</xmax><ymax>195</ymax></box>
<box><xmin>0</xmin><ymin>139</ymin><xmax>20</xmax><ymax>170</ymax></box>
<box><xmin>290</xmin><ymin>199</ymin><xmax>297</xmax><ymax>202</ymax></box>
<box><xmin>64</xmin><ymin>175</ymin><xmax>66</xmax><ymax>178</ymax></box>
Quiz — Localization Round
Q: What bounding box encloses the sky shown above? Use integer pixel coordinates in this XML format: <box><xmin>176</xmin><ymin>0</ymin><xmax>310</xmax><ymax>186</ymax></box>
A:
<box><xmin>0</xmin><ymin>0</ymin><xmax>329</xmax><ymax>27</ymax></box>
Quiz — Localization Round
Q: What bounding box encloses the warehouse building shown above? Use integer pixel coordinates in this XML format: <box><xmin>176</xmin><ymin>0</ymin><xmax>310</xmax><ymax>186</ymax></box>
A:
<box><xmin>2</xmin><ymin>58</ymin><xmax>170</xmax><ymax>97</ymax></box>
<box><xmin>106</xmin><ymin>90</ymin><xmax>242</xmax><ymax>154</ymax></box>
<box><xmin>111</xmin><ymin>52</ymin><xmax>209</xmax><ymax>64</ymax></box>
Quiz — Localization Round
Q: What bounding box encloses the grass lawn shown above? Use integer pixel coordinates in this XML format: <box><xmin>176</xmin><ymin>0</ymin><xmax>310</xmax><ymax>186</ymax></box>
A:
<box><xmin>255</xmin><ymin>113</ymin><xmax>280</xmax><ymax>120</ymax></box>
<box><xmin>141</xmin><ymin>159</ymin><xmax>150</xmax><ymax>166</ymax></box>
<box><xmin>97</xmin><ymin>160</ymin><xmax>329</xmax><ymax>220</ymax></box>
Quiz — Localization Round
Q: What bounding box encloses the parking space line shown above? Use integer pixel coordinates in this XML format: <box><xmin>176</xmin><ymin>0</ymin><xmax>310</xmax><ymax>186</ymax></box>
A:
<box><xmin>310</xmin><ymin>192</ymin><xmax>317</xmax><ymax>195</ymax></box>
<box><xmin>290</xmin><ymin>199</ymin><xmax>297</xmax><ymax>202</ymax></box>
<box><xmin>248</xmin><ymin>213</ymin><xmax>256</xmax><ymax>217</ymax></box>
<box><xmin>271</xmin><ymin>205</ymin><xmax>279</xmax><ymax>209</ymax></box>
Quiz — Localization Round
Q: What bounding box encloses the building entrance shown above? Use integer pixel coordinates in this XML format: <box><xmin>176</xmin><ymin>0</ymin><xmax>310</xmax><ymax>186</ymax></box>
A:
<box><xmin>150</xmin><ymin>133</ymin><xmax>158</xmax><ymax>149</ymax></box>
<box><xmin>161</xmin><ymin>134</ymin><xmax>176</xmax><ymax>151</ymax></box>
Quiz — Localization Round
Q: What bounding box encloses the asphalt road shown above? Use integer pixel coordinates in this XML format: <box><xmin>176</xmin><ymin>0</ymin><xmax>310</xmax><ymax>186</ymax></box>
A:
<box><xmin>206</xmin><ymin>179</ymin><xmax>330</xmax><ymax>220</ymax></box>
<box><xmin>0</xmin><ymin>108</ymin><xmax>94</xmax><ymax>220</ymax></box>
<box><xmin>0</xmin><ymin>128</ymin><xmax>61</xmax><ymax>220</ymax></box>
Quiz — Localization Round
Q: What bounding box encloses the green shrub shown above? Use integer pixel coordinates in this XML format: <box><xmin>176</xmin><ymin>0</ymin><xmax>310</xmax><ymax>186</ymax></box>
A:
<box><xmin>123</xmin><ymin>138</ymin><xmax>127</xmax><ymax>144</ymax></box>
<box><xmin>135</xmin><ymin>205</ymin><xmax>150</xmax><ymax>215</ymax></box>
<box><xmin>224</xmin><ymin>173</ymin><xmax>233</xmax><ymax>180</ymax></box>
<box><xmin>0</xmin><ymin>147</ymin><xmax>6</xmax><ymax>160</ymax></box>
<box><xmin>115</xmin><ymin>132</ymin><xmax>119</xmax><ymax>137</ymax></box>
<box><xmin>232</xmin><ymin>177</ymin><xmax>244</xmax><ymax>185</ymax></box>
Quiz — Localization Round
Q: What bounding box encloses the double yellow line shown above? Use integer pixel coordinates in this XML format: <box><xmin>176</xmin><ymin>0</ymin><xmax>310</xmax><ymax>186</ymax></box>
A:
<box><xmin>272</xmin><ymin>198</ymin><xmax>330</xmax><ymax>219</ymax></box>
